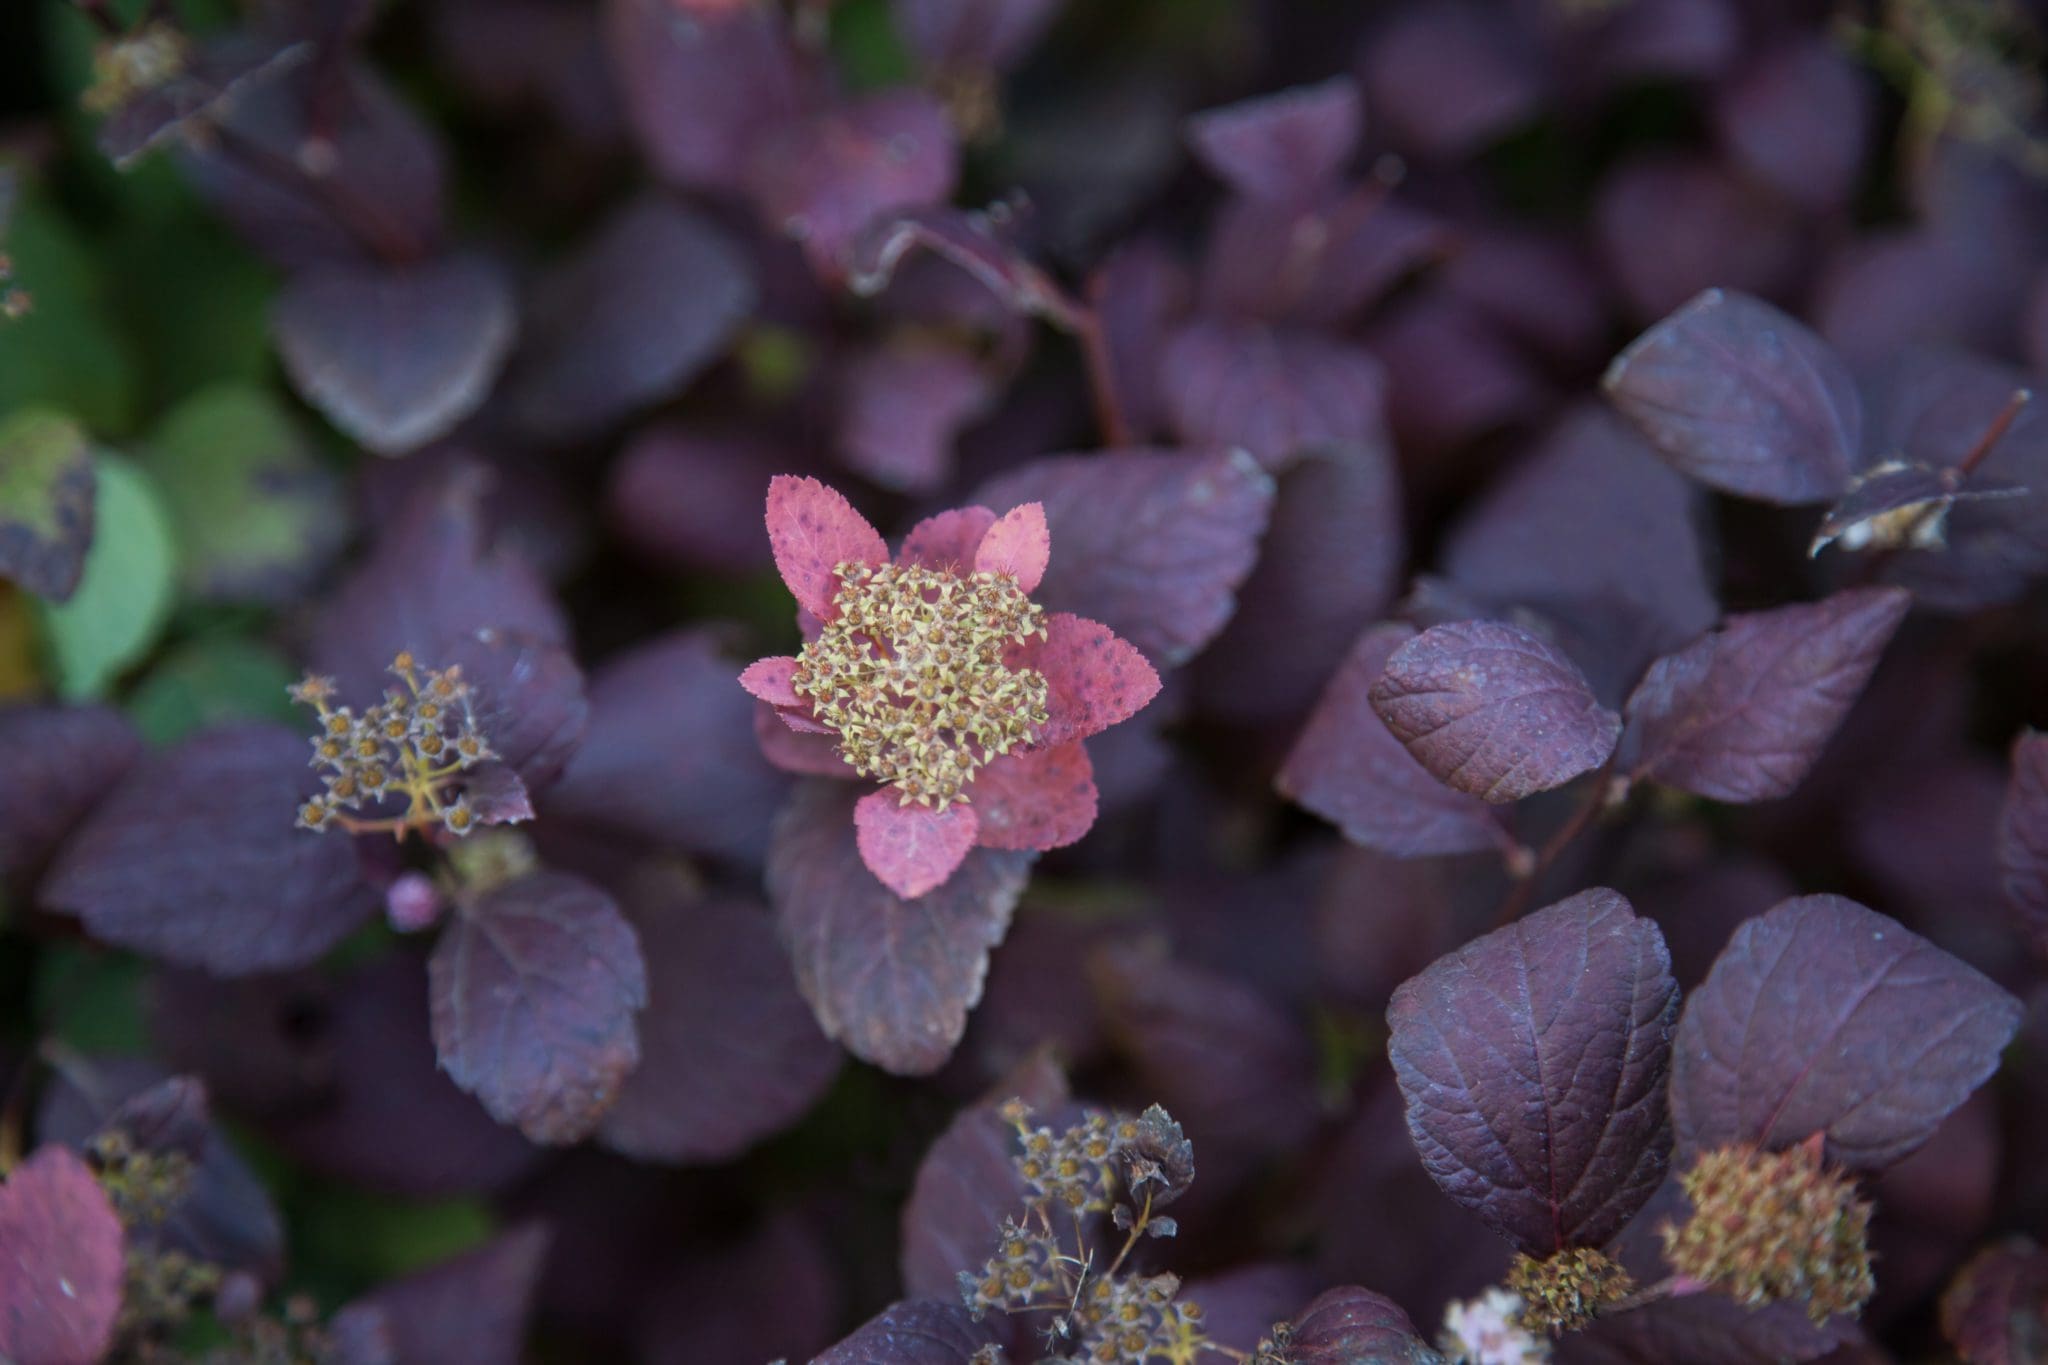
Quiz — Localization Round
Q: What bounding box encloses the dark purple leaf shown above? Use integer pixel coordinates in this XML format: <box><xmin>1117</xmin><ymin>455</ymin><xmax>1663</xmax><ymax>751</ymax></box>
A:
<box><xmin>767</xmin><ymin>781</ymin><xmax>1033</xmax><ymax>1075</ymax></box>
<box><xmin>1669</xmin><ymin>894</ymin><xmax>2022</xmax><ymax>1171</ymax></box>
<box><xmin>541</xmin><ymin>629</ymin><xmax>790</xmax><ymax>865</ymax></box>
<box><xmin>429</xmin><ymin>870</ymin><xmax>648</xmax><ymax>1144</ymax></box>
<box><xmin>42</xmin><ymin>722</ymin><xmax>378</xmax><ymax>973</ymax></box>
<box><xmin>2002</xmin><ymin>732</ymin><xmax>2048</xmax><ymax>959</ymax></box>
<box><xmin>747</xmin><ymin>91</ymin><xmax>960</xmax><ymax>278</ymax></box>
<box><xmin>1617</xmin><ymin>587</ymin><xmax>1911</xmax><ymax>802</ymax></box>
<box><xmin>637</xmin><ymin>1210</ymin><xmax>842</xmax><ymax>1365</ymax></box>
<box><xmin>97</xmin><ymin>35</ymin><xmax>310</xmax><ymax>170</ymax></box>
<box><xmin>813</xmin><ymin>1299</ymin><xmax>999</xmax><ymax>1365</ymax></box>
<box><xmin>1183</xmin><ymin>1263</ymin><xmax>1320</xmax><ymax>1354</ymax></box>
<box><xmin>1367</xmin><ymin>293</ymin><xmax>1550</xmax><ymax>456</ymax></box>
<box><xmin>1603</xmin><ymin>288</ymin><xmax>1859</xmax><ymax>505</ymax></box>
<box><xmin>1160</xmin><ymin>319</ymin><xmax>1387</xmax><ymax>472</ymax></box>
<box><xmin>431</xmin><ymin>0</ymin><xmax>621</xmax><ymax>142</ymax></box>
<box><xmin>605</xmin><ymin>424</ymin><xmax>782</xmax><ymax>575</ymax></box>
<box><xmin>1185</xmin><ymin>77</ymin><xmax>1361</xmax><ymax>201</ymax></box>
<box><xmin>1586</xmin><ymin>0</ymin><xmax>1738</xmax><ymax>85</ymax></box>
<box><xmin>1816</xmin><ymin>228</ymin><xmax>2018</xmax><ymax>368</ymax></box>
<box><xmin>835</xmin><ymin>339</ymin><xmax>993</xmax><ymax>492</ymax></box>
<box><xmin>273</xmin><ymin>253</ymin><xmax>515</xmax><ymax>455</ymax></box>
<box><xmin>0</xmin><ymin>1146</ymin><xmax>125</xmax><ymax>1365</ymax></box>
<box><xmin>1087</xmin><ymin>239</ymin><xmax>1189</xmax><ymax>441</ymax></box>
<box><xmin>1387</xmin><ymin>889</ymin><xmax>1678</xmax><ymax>1256</ymax></box>
<box><xmin>440</xmin><ymin>629</ymin><xmax>587</xmax><ymax>793</ymax></box>
<box><xmin>1810</xmin><ymin>461</ymin><xmax>2025</xmax><ymax>557</ymax></box>
<box><xmin>893</xmin><ymin>0</ymin><xmax>1063</xmax><ymax>73</ymax></box>
<box><xmin>1196</xmin><ymin>441</ymin><xmax>1405</xmax><ymax>723</ymax></box>
<box><xmin>1270</xmin><ymin>1284</ymin><xmax>1443</xmax><ymax>1365</ymax></box>
<box><xmin>1440</xmin><ymin>227</ymin><xmax>1610</xmax><ymax>370</ymax></box>
<box><xmin>1360</xmin><ymin>1</ymin><xmax>1542</xmax><ymax>159</ymax></box>
<box><xmin>1315</xmin><ymin>845</ymin><xmax>1485</xmax><ymax>1012</ymax></box>
<box><xmin>1561</xmin><ymin>1291</ymin><xmax>1860</xmax><ymax>1365</ymax></box>
<box><xmin>972</xmin><ymin>448</ymin><xmax>1275</xmax><ymax>667</ymax></box>
<box><xmin>1593</xmin><ymin>157</ymin><xmax>1805</xmax><ymax>325</ymax></box>
<box><xmin>505</xmin><ymin>197</ymin><xmax>754</xmax><ymax>441</ymax></box>
<box><xmin>1941</xmin><ymin>1239</ymin><xmax>2048</xmax><ymax>1365</ymax></box>
<box><xmin>847</xmin><ymin>204</ymin><xmax>1074</xmax><ymax>322</ymax></box>
<box><xmin>1278</xmin><ymin>624</ymin><xmax>1513</xmax><ymax>858</ymax></box>
<box><xmin>0</xmin><ymin>703</ymin><xmax>139</xmax><ymax>897</ymax></box>
<box><xmin>1369</xmin><ymin>619</ymin><xmax>1620</xmax><ymax>803</ymax></box>
<box><xmin>599</xmin><ymin>874</ymin><xmax>839</xmax><ymax>1163</ymax></box>
<box><xmin>899</xmin><ymin>1051</ymin><xmax>1068</xmax><ymax>1300</ymax></box>
<box><xmin>604</xmin><ymin>0</ymin><xmax>817</xmax><ymax>193</ymax></box>
<box><xmin>1198</xmin><ymin>190</ymin><xmax>1448</xmax><ymax>330</ymax></box>
<box><xmin>0</xmin><ymin>408</ymin><xmax>94</xmax><ymax>602</ymax></box>
<box><xmin>1712</xmin><ymin>38</ymin><xmax>1873</xmax><ymax>212</ymax></box>
<box><xmin>359</xmin><ymin>1224</ymin><xmax>550</xmax><ymax>1365</ymax></box>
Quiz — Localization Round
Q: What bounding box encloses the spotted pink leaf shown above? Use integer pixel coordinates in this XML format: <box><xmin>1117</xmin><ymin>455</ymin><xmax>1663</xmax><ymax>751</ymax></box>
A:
<box><xmin>0</xmin><ymin>1145</ymin><xmax>126</xmax><ymax>1365</ymax></box>
<box><xmin>970</xmin><ymin>743</ymin><xmax>1097</xmax><ymax>851</ymax></box>
<box><xmin>1027</xmin><ymin>613</ymin><xmax>1162</xmax><ymax>747</ymax></box>
<box><xmin>739</xmin><ymin>657</ymin><xmax>802</xmax><ymax>707</ymax></box>
<box><xmin>972</xmin><ymin>502</ymin><xmax>1051</xmax><ymax>592</ymax></box>
<box><xmin>899</xmin><ymin>505</ymin><xmax>997</xmax><ymax>571</ymax></box>
<box><xmin>855</xmin><ymin>791</ymin><xmax>981</xmax><ymax>898</ymax></box>
<box><xmin>766</xmin><ymin>475</ymin><xmax>889</xmax><ymax>620</ymax></box>
<box><xmin>754</xmin><ymin>704</ymin><xmax>854</xmax><ymax>777</ymax></box>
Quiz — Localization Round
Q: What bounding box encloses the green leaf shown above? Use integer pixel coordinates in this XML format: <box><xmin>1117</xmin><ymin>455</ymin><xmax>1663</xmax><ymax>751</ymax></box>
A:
<box><xmin>0</xmin><ymin>195</ymin><xmax>141</xmax><ymax>433</ymax></box>
<box><xmin>36</xmin><ymin>452</ymin><xmax>176</xmax><ymax>698</ymax></box>
<box><xmin>0</xmin><ymin>407</ymin><xmax>96</xmax><ymax>601</ymax></box>
<box><xmin>127</xmin><ymin>634</ymin><xmax>301</xmax><ymax>743</ymax></box>
<box><xmin>147</xmin><ymin>385</ymin><xmax>346</xmax><ymax>602</ymax></box>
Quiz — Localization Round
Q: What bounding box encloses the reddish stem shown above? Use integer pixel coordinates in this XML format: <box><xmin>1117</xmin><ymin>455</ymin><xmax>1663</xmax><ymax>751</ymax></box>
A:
<box><xmin>1070</xmin><ymin>307</ymin><xmax>1134</xmax><ymax>449</ymax></box>
<box><xmin>1493</xmin><ymin>760</ymin><xmax>1621</xmax><ymax>927</ymax></box>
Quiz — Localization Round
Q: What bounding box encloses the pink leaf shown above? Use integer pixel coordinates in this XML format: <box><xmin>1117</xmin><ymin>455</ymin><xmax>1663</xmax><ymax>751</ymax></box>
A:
<box><xmin>754</xmin><ymin>703</ymin><xmax>855</xmax><ymax>778</ymax></box>
<box><xmin>899</xmin><ymin>505</ymin><xmax>997</xmax><ymax>571</ymax></box>
<box><xmin>854</xmin><ymin>791</ymin><xmax>980</xmax><ymax>898</ymax></box>
<box><xmin>1026</xmin><ymin>613</ymin><xmax>1162</xmax><ymax>747</ymax></box>
<box><xmin>739</xmin><ymin>657</ymin><xmax>802</xmax><ymax>707</ymax></box>
<box><xmin>972</xmin><ymin>502</ymin><xmax>1051</xmax><ymax>591</ymax></box>
<box><xmin>971</xmin><ymin>744</ymin><xmax>1098</xmax><ymax>851</ymax></box>
<box><xmin>0</xmin><ymin>1146</ymin><xmax>126</xmax><ymax>1365</ymax></box>
<box><xmin>765</xmin><ymin>475</ymin><xmax>888</xmax><ymax>620</ymax></box>
<box><xmin>777</xmin><ymin>707</ymin><xmax>834</xmax><ymax>735</ymax></box>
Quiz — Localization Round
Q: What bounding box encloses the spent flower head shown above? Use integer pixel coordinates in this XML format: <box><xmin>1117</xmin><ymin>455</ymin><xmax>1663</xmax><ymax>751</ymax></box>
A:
<box><xmin>1501</xmin><ymin>1248</ymin><xmax>1633</xmax><ymax>1335</ymax></box>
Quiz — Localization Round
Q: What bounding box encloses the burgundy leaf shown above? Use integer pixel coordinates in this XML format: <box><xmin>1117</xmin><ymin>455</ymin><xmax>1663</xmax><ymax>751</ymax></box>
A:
<box><xmin>605</xmin><ymin>424</ymin><xmax>782</xmax><ymax>574</ymax></box>
<box><xmin>1387</xmin><ymin>889</ymin><xmax>1678</xmax><ymax>1256</ymax></box>
<box><xmin>1593</xmin><ymin>157</ymin><xmax>1804</xmax><ymax>325</ymax></box>
<box><xmin>273</xmin><ymin>253</ymin><xmax>515</xmax><ymax>455</ymax></box>
<box><xmin>1366</xmin><ymin>292</ymin><xmax>1548</xmax><ymax>456</ymax></box>
<box><xmin>893</xmin><ymin>0</ymin><xmax>1064</xmax><ymax>73</ymax></box>
<box><xmin>1561</xmin><ymin>1291</ymin><xmax>1860</xmax><ymax>1365</ymax></box>
<box><xmin>600</xmin><ymin>875</ymin><xmax>839</xmax><ymax>1163</ymax></box>
<box><xmin>1271</xmin><ymin>1285</ymin><xmax>1443</xmax><ymax>1365</ymax></box>
<box><xmin>1199</xmin><ymin>190</ymin><xmax>1448</xmax><ymax>330</ymax></box>
<box><xmin>0</xmin><ymin>408</ymin><xmax>94</xmax><ymax>602</ymax></box>
<box><xmin>1941</xmin><ymin>1239</ymin><xmax>2048</xmax><ymax>1365</ymax></box>
<box><xmin>0</xmin><ymin>704</ymin><xmax>139</xmax><ymax>897</ymax></box>
<box><xmin>767</xmin><ymin>781</ymin><xmax>1032</xmax><ymax>1074</ymax></box>
<box><xmin>1712</xmin><ymin>38</ymin><xmax>1873</xmax><ymax>212</ymax></box>
<box><xmin>541</xmin><ymin>630</ymin><xmax>790</xmax><ymax>866</ymax></box>
<box><xmin>1185</xmin><ymin>77</ymin><xmax>1362</xmax><ymax>201</ymax></box>
<box><xmin>42</xmin><ymin>722</ymin><xmax>378</xmax><ymax>974</ymax></box>
<box><xmin>1369</xmin><ymin>619</ymin><xmax>1620</xmax><ymax>803</ymax></box>
<box><xmin>899</xmin><ymin>1051</ymin><xmax>1069</xmax><ymax>1299</ymax></box>
<box><xmin>1617</xmin><ymin>587</ymin><xmax>1911</xmax><ymax>802</ymax></box>
<box><xmin>1160</xmin><ymin>319</ymin><xmax>1388</xmax><ymax>472</ymax></box>
<box><xmin>0</xmin><ymin>1146</ymin><xmax>125</xmax><ymax>1365</ymax></box>
<box><xmin>506</xmin><ymin>197</ymin><xmax>755</xmax><ymax>441</ymax></box>
<box><xmin>1669</xmin><ymin>894</ymin><xmax>2022</xmax><ymax>1171</ymax></box>
<box><xmin>2001</xmin><ymin>732</ymin><xmax>2048</xmax><ymax>958</ymax></box>
<box><xmin>835</xmin><ymin>340</ymin><xmax>993</xmax><ymax>493</ymax></box>
<box><xmin>813</xmin><ymin>1299</ymin><xmax>1000</xmax><ymax>1364</ymax></box>
<box><xmin>1604</xmin><ymin>288</ymin><xmax>1860</xmax><ymax>505</ymax></box>
<box><xmin>973</xmin><ymin>448</ymin><xmax>1275</xmax><ymax>666</ymax></box>
<box><xmin>1278</xmin><ymin>624</ymin><xmax>1512</xmax><ymax>858</ymax></box>
<box><xmin>358</xmin><ymin>1224</ymin><xmax>550</xmax><ymax>1365</ymax></box>
<box><xmin>430</xmin><ymin>870</ymin><xmax>649</xmax><ymax>1144</ymax></box>
<box><xmin>1361</xmin><ymin>1</ymin><xmax>1542</xmax><ymax>159</ymax></box>
<box><xmin>1440</xmin><ymin>228</ymin><xmax>1610</xmax><ymax>371</ymax></box>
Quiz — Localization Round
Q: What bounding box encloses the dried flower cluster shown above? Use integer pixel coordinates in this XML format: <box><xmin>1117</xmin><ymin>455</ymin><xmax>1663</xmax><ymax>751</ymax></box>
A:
<box><xmin>290</xmin><ymin>653</ymin><xmax>495</xmax><ymax>839</ymax></box>
<box><xmin>793</xmin><ymin>559</ymin><xmax>1050</xmax><ymax>810</ymax></box>
<box><xmin>1502</xmin><ymin>1247</ymin><xmax>1633</xmax><ymax>1335</ymax></box>
<box><xmin>1661</xmin><ymin>1139</ymin><xmax>1876</xmax><ymax>1323</ymax></box>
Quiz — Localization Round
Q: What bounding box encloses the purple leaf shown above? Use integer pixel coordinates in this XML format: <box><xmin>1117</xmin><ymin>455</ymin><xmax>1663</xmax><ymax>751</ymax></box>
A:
<box><xmin>1604</xmin><ymin>288</ymin><xmax>1860</xmax><ymax>505</ymax></box>
<box><xmin>541</xmin><ymin>629</ymin><xmax>791</xmax><ymax>866</ymax></box>
<box><xmin>0</xmin><ymin>1146</ymin><xmax>125</xmax><ymax>1365</ymax></box>
<box><xmin>605</xmin><ymin>424</ymin><xmax>782</xmax><ymax>575</ymax></box>
<box><xmin>604</xmin><ymin>0</ymin><xmax>817</xmax><ymax>194</ymax></box>
<box><xmin>600</xmin><ymin>875</ymin><xmax>839</xmax><ymax>1163</ymax></box>
<box><xmin>835</xmin><ymin>339</ymin><xmax>993</xmax><ymax>492</ymax></box>
<box><xmin>892</xmin><ymin>0</ymin><xmax>1064</xmax><ymax>73</ymax></box>
<box><xmin>767</xmin><ymin>781</ymin><xmax>1033</xmax><ymax>1075</ymax></box>
<box><xmin>42</xmin><ymin>722</ymin><xmax>378</xmax><ymax>973</ymax></box>
<box><xmin>1088</xmin><ymin>239</ymin><xmax>1190</xmax><ymax>440</ymax></box>
<box><xmin>972</xmin><ymin>448</ymin><xmax>1275</xmax><ymax>667</ymax></box>
<box><xmin>1940</xmin><ymin>1239</ymin><xmax>2048</xmax><ymax>1365</ymax></box>
<box><xmin>97</xmin><ymin>34</ymin><xmax>309</xmax><ymax>170</ymax></box>
<box><xmin>505</xmin><ymin>197</ymin><xmax>754</xmax><ymax>442</ymax></box>
<box><xmin>1561</xmin><ymin>1291</ymin><xmax>1860</xmax><ymax>1365</ymax></box>
<box><xmin>1586</xmin><ymin>0</ymin><xmax>1739</xmax><ymax>85</ymax></box>
<box><xmin>1617</xmin><ymin>587</ymin><xmax>1911</xmax><ymax>802</ymax></box>
<box><xmin>899</xmin><ymin>1051</ymin><xmax>1069</xmax><ymax>1300</ymax></box>
<box><xmin>273</xmin><ymin>253</ymin><xmax>515</xmax><ymax>456</ymax></box>
<box><xmin>1369</xmin><ymin>619</ymin><xmax>1621</xmax><ymax>803</ymax></box>
<box><xmin>1185</xmin><ymin>77</ymin><xmax>1362</xmax><ymax>201</ymax></box>
<box><xmin>1271</xmin><ymin>1285</ymin><xmax>1442</xmax><ymax>1365</ymax></box>
<box><xmin>847</xmin><ymin>205</ymin><xmax>1074</xmax><ymax>322</ymax></box>
<box><xmin>1387</xmin><ymin>889</ymin><xmax>1678</xmax><ymax>1257</ymax></box>
<box><xmin>359</xmin><ymin>1224</ymin><xmax>550</xmax><ymax>1365</ymax></box>
<box><xmin>1199</xmin><ymin>190</ymin><xmax>1448</xmax><ymax>330</ymax></box>
<box><xmin>1593</xmin><ymin>157</ymin><xmax>1804</xmax><ymax>325</ymax></box>
<box><xmin>1440</xmin><ymin>228</ymin><xmax>1611</xmax><ymax>371</ymax></box>
<box><xmin>637</xmin><ymin>1211</ymin><xmax>842</xmax><ymax>1365</ymax></box>
<box><xmin>1278</xmin><ymin>623</ymin><xmax>1513</xmax><ymax>858</ymax></box>
<box><xmin>813</xmin><ymin>1299</ymin><xmax>1000</xmax><ymax>1365</ymax></box>
<box><xmin>0</xmin><ymin>703</ymin><xmax>139</xmax><ymax>897</ymax></box>
<box><xmin>747</xmin><ymin>91</ymin><xmax>960</xmax><ymax>279</ymax></box>
<box><xmin>1669</xmin><ymin>894</ymin><xmax>2022</xmax><ymax>1171</ymax></box>
<box><xmin>1367</xmin><ymin>293</ymin><xmax>1549</xmax><ymax>456</ymax></box>
<box><xmin>1712</xmin><ymin>38</ymin><xmax>1873</xmax><ymax>212</ymax></box>
<box><xmin>1360</xmin><ymin>1</ymin><xmax>1542</xmax><ymax>159</ymax></box>
<box><xmin>0</xmin><ymin>408</ymin><xmax>95</xmax><ymax>602</ymax></box>
<box><xmin>2001</xmin><ymin>732</ymin><xmax>2048</xmax><ymax>959</ymax></box>
<box><xmin>1182</xmin><ymin>1263</ymin><xmax>1320</xmax><ymax>1354</ymax></box>
<box><xmin>1810</xmin><ymin>461</ymin><xmax>2025</xmax><ymax>558</ymax></box>
<box><xmin>1160</xmin><ymin>319</ymin><xmax>1388</xmax><ymax>472</ymax></box>
<box><xmin>430</xmin><ymin>870</ymin><xmax>648</xmax><ymax>1144</ymax></box>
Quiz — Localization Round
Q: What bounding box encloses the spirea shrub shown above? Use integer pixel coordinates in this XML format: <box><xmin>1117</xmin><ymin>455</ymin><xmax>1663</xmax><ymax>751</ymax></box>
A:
<box><xmin>1</xmin><ymin>0</ymin><xmax>2047</xmax><ymax>1362</ymax></box>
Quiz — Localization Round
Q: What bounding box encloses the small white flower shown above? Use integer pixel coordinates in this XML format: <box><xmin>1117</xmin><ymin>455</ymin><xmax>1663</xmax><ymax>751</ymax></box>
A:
<box><xmin>1439</xmin><ymin>1288</ymin><xmax>1551</xmax><ymax>1365</ymax></box>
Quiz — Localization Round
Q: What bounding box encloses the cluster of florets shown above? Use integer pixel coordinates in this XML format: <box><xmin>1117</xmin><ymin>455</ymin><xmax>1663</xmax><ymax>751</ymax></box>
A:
<box><xmin>291</xmin><ymin>654</ymin><xmax>495</xmax><ymax>839</ymax></box>
<box><xmin>1661</xmin><ymin>1139</ymin><xmax>1875</xmax><ymax>1323</ymax></box>
<box><xmin>81</xmin><ymin>18</ymin><xmax>191</xmax><ymax>114</ymax></box>
<box><xmin>1437</xmin><ymin>1289</ymin><xmax>1551</xmax><ymax>1365</ymax></box>
<box><xmin>960</xmin><ymin>1102</ymin><xmax>1210</xmax><ymax>1363</ymax></box>
<box><xmin>86</xmin><ymin>1127</ymin><xmax>221</xmax><ymax>1343</ymax></box>
<box><xmin>793</xmin><ymin>560</ymin><xmax>1050</xmax><ymax>810</ymax></box>
<box><xmin>87</xmin><ymin>1128</ymin><xmax>196</xmax><ymax>1230</ymax></box>
<box><xmin>1502</xmin><ymin>1247</ymin><xmax>1634</xmax><ymax>1335</ymax></box>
